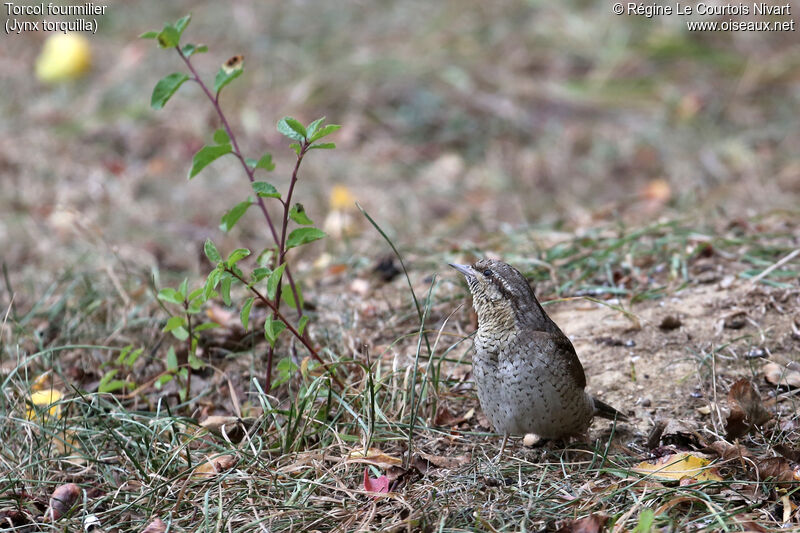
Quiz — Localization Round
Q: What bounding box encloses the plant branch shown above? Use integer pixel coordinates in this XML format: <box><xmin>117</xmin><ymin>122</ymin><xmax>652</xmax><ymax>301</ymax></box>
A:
<box><xmin>225</xmin><ymin>267</ymin><xmax>344</xmax><ymax>390</ymax></box>
<box><xmin>176</xmin><ymin>47</ymin><xmax>304</xmax><ymax>319</ymax></box>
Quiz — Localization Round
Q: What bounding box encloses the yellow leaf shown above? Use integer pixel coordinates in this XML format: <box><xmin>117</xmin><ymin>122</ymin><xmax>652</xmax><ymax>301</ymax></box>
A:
<box><xmin>193</xmin><ymin>454</ymin><xmax>237</xmax><ymax>478</ymax></box>
<box><xmin>633</xmin><ymin>452</ymin><xmax>723</xmax><ymax>482</ymax></box>
<box><xmin>328</xmin><ymin>185</ymin><xmax>356</xmax><ymax>210</ymax></box>
<box><xmin>35</xmin><ymin>33</ymin><xmax>91</xmax><ymax>83</ymax></box>
<box><xmin>27</xmin><ymin>389</ymin><xmax>63</xmax><ymax>420</ymax></box>
<box><xmin>346</xmin><ymin>447</ymin><xmax>403</xmax><ymax>468</ymax></box>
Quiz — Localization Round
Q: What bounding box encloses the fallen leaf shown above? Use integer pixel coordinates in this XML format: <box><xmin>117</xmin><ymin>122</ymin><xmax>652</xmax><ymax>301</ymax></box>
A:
<box><xmin>346</xmin><ymin>447</ymin><xmax>402</xmax><ymax>468</ymax></box>
<box><xmin>756</xmin><ymin>457</ymin><xmax>800</xmax><ymax>486</ymax></box>
<box><xmin>555</xmin><ymin>514</ymin><xmax>608</xmax><ymax>533</ymax></box>
<box><xmin>199</xmin><ymin>416</ymin><xmax>249</xmax><ymax>443</ymax></box>
<box><xmin>725</xmin><ymin>379</ymin><xmax>771</xmax><ymax>439</ymax></box>
<box><xmin>763</xmin><ymin>362</ymin><xmax>800</xmax><ymax>389</ymax></box>
<box><xmin>774</xmin><ymin>444</ymin><xmax>800</xmax><ymax>463</ymax></box>
<box><xmin>141</xmin><ymin>517</ymin><xmax>167</xmax><ymax>533</ymax></box>
<box><xmin>632</xmin><ymin>452</ymin><xmax>723</xmax><ymax>482</ymax></box>
<box><xmin>46</xmin><ymin>483</ymin><xmax>80</xmax><ymax>521</ymax></box>
<box><xmin>658</xmin><ymin>315</ymin><xmax>682</xmax><ymax>330</ymax></box>
<box><xmin>27</xmin><ymin>389</ymin><xmax>63</xmax><ymax>421</ymax></box>
<box><xmin>704</xmin><ymin>440</ymin><xmax>753</xmax><ymax>461</ymax></box>
<box><xmin>193</xmin><ymin>454</ymin><xmax>237</xmax><ymax>478</ymax></box>
<box><xmin>434</xmin><ymin>405</ymin><xmax>474</xmax><ymax>427</ymax></box>
<box><xmin>417</xmin><ymin>451</ymin><xmax>470</xmax><ymax>469</ymax></box>
<box><xmin>362</xmin><ymin>468</ymin><xmax>390</xmax><ymax>493</ymax></box>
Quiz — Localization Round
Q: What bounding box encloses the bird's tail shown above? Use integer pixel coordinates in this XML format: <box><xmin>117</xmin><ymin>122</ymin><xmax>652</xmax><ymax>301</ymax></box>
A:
<box><xmin>592</xmin><ymin>396</ymin><xmax>629</xmax><ymax>422</ymax></box>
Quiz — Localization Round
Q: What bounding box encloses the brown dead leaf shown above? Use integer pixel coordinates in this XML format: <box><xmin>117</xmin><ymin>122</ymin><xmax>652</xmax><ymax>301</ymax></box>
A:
<box><xmin>346</xmin><ymin>447</ymin><xmax>403</xmax><ymax>468</ymax></box>
<box><xmin>774</xmin><ymin>444</ymin><xmax>800</xmax><ymax>463</ymax></box>
<box><xmin>193</xmin><ymin>454</ymin><xmax>237</xmax><ymax>478</ymax></box>
<box><xmin>555</xmin><ymin>514</ymin><xmax>608</xmax><ymax>533</ymax></box>
<box><xmin>726</xmin><ymin>379</ymin><xmax>771</xmax><ymax>439</ymax></box>
<box><xmin>46</xmin><ymin>483</ymin><xmax>80</xmax><ymax>521</ymax></box>
<box><xmin>434</xmin><ymin>405</ymin><xmax>474</xmax><ymax>427</ymax></box>
<box><xmin>756</xmin><ymin>456</ymin><xmax>800</xmax><ymax>486</ymax></box>
<box><xmin>417</xmin><ymin>451</ymin><xmax>471</xmax><ymax>469</ymax></box>
<box><xmin>199</xmin><ymin>415</ymin><xmax>250</xmax><ymax>443</ymax></box>
<box><xmin>632</xmin><ymin>452</ymin><xmax>723</xmax><ymax>482</ymax></box>
<box><xmin>141</xmin><ymin>517</ymin><xmax>167</xmax><ymax>533</ymax></box>
<box><xmin>763</xmin><ymin>362</ymin><xmax>800</xmax><ymax>389</ymax></box>
<box><xmin>704</xmin><ymin>440</ymin><xmax>754</xmax><ymax>461</ymax></box>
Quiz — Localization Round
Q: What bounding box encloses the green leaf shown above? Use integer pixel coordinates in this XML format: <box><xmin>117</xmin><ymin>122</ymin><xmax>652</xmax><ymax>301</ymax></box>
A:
<box><xmin>267</xmin><ymin>263</ymin><xmax>287</xmax><ymax>300</ymax></box>
<box><xmin>226</xmin><ymin>248</ymin><xmax>251</xmax><ymax>267</ymax></box>
<box><xmin>309</xmin><ymin>124</ymin><xmax>341</xmax><ymax>142</ymax></box>
<box><xmin>219</xmin><ymin>198</ymin><xmax>253</xmax><ymax>232</ymax></box>
<box><xmin>204</xmin><ymin>239</ymin><xmax>221</xmax><ymax>263</ymax></box>
<box><xmin>264</xmin><ymin>315</ymin><xmax>287</xmax><ymax>347</ymax></box>
<box><xmin>188</xmin><ymin>352</ymin><xmax>204</xmax><ymax>370</ymax></box>
<box><xmin>306</xmin><ymin>117</ymin><xmax>325</xmax><ymax>139</ymax></box>
<box><xmin>166</xmin><ymin>347</ymin><xmax>178</xmax><ymax>372</ymax></box>
<box><xmin>157</xmin><ymin>25</ymin><xmax>180</xmax><ymax>48</ymax></box>
<box><xmin>289</xmin><ymin>203</ymin><xmax>314</xmax><ymax>225</ymax></box>
<box><xmin>155</xmin><ymin>374</ymin><xmax>173</xmax><ymax>389</ymax></box>
<box><xmin>286</xmin><ymin>228</ymin><xmax>326</xmax><ymax>250</ymax></box>
<box><xmin>193</xmin><ymin>322</ymin><xmax>219</xmax><ymax>332</ymax></box>
<box><xmin>252</xmin><ymin>267</ymin><xmax>271</xmax><ymax>283</ymax></box>
<box><xmin>255</xmin><ymin>153</ymin><xmax>275</xmax><ymax>171</ymax></box>
<box><xmin>163</xmin><ymin>315</ymin><xmax>186</xmax><ymax>333</ymax></box>
<box><xmin>181</xmin><ymin>43</ymin><xmax>208</xmax><ymax>57</ymax></box>
<box><xmin>289</xmin><ymin>143</ymin><xmax>302</xmax><ymax>155</ymax></box>
<box><xmin>272</xmin><ymin>357</ymin><xmax>298</xmax><ymax>389</ymax></box>
<box><xmin>252</xmin><ymin>181</ymin><xmax>280</xmax><ymax>198</ymax></box>
<box><xmin>187</xmin><ymin>287</ymin><xmax>204</xmax><ymax>302</ymax></box>
<box><xmin>298</xmin><ymin>315</ymin><xmax>310</xmax><ymax>335</ymax></box>
<box><xmin>139</xmin><ymin>30</ymin><xmax>158</xmax><ymax>39</ymax></box>
<box><xmin>150</xmin><ymin>72</ymin><xmax>189</xmax><ymax>110</ymax></box>
<box><xmin>240</xmin><ymin>297</ymin><xmax>254</xmax><ymax>330</ymax></box>
<box><xmin>170</xmin><ymin>326</ymin><xmax>189</xmax><ymax>341</ymax></box>
<box><xmin>179</xmin><ymin>278</ymin><xmax>189</xmax><ymax>299</ymax></box>
<box><xmin>157</xmin><ymin>288</ymin><xmax>183</xmax><ymax>305</ymax></box>
<box><xmin>213</xmin><ymin>128</ymin><xmax>230</xmax><ymax>145</ymax></box>
<box><xmin>174</xmin><ymin>14</ymin><xmax>191</xmax><ymax>36</ymax></box>
<box><xmin>204</xmin><ymin>268</ymin><xmax>222</xmax><ymax>300</ymax></box>
<box><xmin>188</xmin><ymin>143</ymin><xmax>232</xmax><ymax>179</ymax></box>
<box><xmin>309</xmin><ymin>142</ymin><xmax>336</xmax><ymax>150</ymax></box>
<box><xmin>214</xmin><ymin>66</ymin><xmax>243</xmax><ymax>94</ymax></box>
<box><xmin>220</xmin><ymin>276</ymin><xmax>232</xmax><ymax>306</ymax></box>
<box><xmin>282</xmin><ymin>282</ymin><xmax>303</xmax><ymax>310</ymax></box>
<box><xmin>277</xmin><ymin>117</ymin><xmax>306</xmax><ymax>141</ymax></box>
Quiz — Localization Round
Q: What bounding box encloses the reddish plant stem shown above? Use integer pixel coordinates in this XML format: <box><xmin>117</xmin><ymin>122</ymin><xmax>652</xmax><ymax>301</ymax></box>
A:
<box><xmin>226</xmin><ymin>267</ymin><xmax>344</xmax><ymax>390</ymax></box>
<box><xmin>175</xmin><ymin>47</ymin><xmax>304</xmax><ymax>320</ymax></box>
<box><xmin>183</xmin><ymin>305</ymin><xmax>193</xmax><ymax>400</ymax></box>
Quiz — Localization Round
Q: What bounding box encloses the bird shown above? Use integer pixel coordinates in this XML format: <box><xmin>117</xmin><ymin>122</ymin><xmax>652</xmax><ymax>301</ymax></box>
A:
<box><xmin>450</xmin><ymin>259</ymin><xmax>627</xmax><ymax>446</ymax></box>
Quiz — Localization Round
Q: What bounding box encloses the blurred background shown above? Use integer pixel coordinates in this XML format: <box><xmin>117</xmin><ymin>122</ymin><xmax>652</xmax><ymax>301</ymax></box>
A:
<box><xmin>2</xmin><ymin>0</ymin><xmax>799</xmax><ymax>298</ymax></box>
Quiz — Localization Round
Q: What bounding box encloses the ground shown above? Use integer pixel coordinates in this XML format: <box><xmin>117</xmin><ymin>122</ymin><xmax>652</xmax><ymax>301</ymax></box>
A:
<box><xmin>1</xmin><ymin>1</ymin><xmax>800</xmax><ymax>531</ymax></box>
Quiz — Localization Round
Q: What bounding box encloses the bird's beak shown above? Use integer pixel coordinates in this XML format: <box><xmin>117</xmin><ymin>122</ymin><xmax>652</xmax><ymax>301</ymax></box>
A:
<box><xmin>449</xmin><ymin>263</ymin><xmax>475</xmax><ymax>278</ymax></box>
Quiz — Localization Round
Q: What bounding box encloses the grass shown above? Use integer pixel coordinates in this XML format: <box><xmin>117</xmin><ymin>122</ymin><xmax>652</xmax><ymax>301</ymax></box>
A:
<box><xmin>2</xmin><ymin>211</ymin><xmax>800</xmax><ymax>531</ymax></box>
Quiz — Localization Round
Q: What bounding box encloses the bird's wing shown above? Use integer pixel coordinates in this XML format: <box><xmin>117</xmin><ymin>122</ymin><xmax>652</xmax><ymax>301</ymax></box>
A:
<box><xmin>524</xmin><ymin>330</ymin><xmax>587</xmax><ymax>389</ymax></box>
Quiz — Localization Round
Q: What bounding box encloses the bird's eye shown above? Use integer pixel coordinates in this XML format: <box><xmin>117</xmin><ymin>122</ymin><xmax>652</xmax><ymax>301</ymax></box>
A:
<box><xmin>483</xmin><ymin>269</ymin><xmax>492</xmax><ymax>277</ymax></box>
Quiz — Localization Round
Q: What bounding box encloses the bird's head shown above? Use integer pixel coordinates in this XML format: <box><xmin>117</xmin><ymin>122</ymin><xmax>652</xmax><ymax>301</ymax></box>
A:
<box><xmin>449</xmin><ymin>259</ymin><xmax>537</xmax><ymax>330</ymax></box>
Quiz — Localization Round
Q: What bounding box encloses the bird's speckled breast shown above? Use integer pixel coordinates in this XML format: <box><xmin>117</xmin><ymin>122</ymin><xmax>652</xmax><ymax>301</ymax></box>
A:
<box><xmin>473</xmin><ymin>326</ymin><xmax>593</xmax><ymax>438</ymax></box>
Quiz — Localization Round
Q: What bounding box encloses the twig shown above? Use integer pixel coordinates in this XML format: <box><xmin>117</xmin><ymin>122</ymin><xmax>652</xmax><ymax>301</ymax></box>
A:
<box><xmin>750</xmin><ymin>248</ymin><xmax>800</xmax><ymax>284</ymax></box>
<box><xmin>225</xmin><ymin>267</ymin><xmax>345</xmax><ymax>390</ymax></box>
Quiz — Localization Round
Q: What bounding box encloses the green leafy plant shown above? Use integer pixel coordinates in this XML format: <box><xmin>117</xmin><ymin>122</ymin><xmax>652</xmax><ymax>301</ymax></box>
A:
<box><xmin>141</xmin><ymin>14</ymin><xmax>342</xmax><ymax>394</ymax></box>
